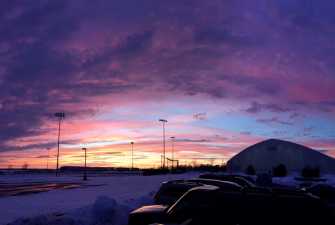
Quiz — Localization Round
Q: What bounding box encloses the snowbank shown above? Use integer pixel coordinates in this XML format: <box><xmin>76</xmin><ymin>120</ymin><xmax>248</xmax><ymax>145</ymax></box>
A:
<box><xmin>8</xmin><ymin>195</ymin><xmax>130</xmax><ymax>225</ymax></box>
<box><xmin>6</xmin><ymin>188</ymin><xmax>155</xmax><ymax>225</ymax></box>
<box><xmin>4</xmin><ymin>172</ymin><xmax>334</xmax><ymax>225</ymax></box>
<box><xmin>7</xmin><ymin>188</ymin><xmax>155</xmax><ymax>225</ymax></box>
<box><xmin>0</xmin><ymin>173</ymin><xmax>198</xmax><ymax>225</ymax></box>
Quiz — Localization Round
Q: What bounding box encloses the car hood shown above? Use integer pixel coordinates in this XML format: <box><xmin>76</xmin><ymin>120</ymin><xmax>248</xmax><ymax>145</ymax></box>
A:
<box><xmin>131</xmin><ymin>205</ymin><xmax>168</xmax><ymax>214</ymax></box>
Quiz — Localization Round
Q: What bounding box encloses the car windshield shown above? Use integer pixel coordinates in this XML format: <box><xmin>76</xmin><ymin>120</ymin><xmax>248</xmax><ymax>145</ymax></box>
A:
<box><xmin>166</xmin><ymin>186</ymin><xmax>218</xmax><ymax>214</ymax></box>
<box><xmin>157</xmin><ymin>182</ymin><xmax>201</xmax><ymax>200</ymax></box>
<box><xmin>167</xmin><ymin>190</ymin><xmax>206</xmax><ymax>215</ymax></box>
<box><xmin>192</xmin><ymin>179</ymin><xmax>243</xmax><ymax>190</ymax></box>
<box><xmin>233</xmin><ymin>177</ymin><xmax>256</xmax><ymax>188</ymax></box>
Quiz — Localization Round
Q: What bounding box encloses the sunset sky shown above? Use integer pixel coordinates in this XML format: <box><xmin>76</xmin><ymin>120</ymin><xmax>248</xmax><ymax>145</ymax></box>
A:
<box><xmin>0</xmin><ymin>0</ymin><xmax>335</xmax><ymax>168</ymax></box>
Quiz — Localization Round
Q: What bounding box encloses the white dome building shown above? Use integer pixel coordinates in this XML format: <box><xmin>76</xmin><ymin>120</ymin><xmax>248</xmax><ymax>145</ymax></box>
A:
<box><xmin>226</xmin><ymin>139</ymin><xmax>335</xmax><ymax>174</ymax></box>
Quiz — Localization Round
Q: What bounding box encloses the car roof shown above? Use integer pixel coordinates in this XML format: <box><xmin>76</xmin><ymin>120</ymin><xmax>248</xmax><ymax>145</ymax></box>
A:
<box><xmin>188</xmin><ymin>178</ymin><xmax>243</xmax><ymax>189</ymax></box>
<box><xmin>194</xmin><ymin>184</ymin><xmax>220</xmax><ymax>191</ymax></box>
<box><xmin>200</xmin><ymin>173</ymin><xmax>254</xmax><ymax>181</ymax></box>
<box><xmin>164</xmin><ymin>178</ymin><xmax>243</xmax><ymax>188</ymax></box>
<box><xmin>166</xmin><ymin>185</ymin><xmax>219</xmax><ymax>213</ymax></box>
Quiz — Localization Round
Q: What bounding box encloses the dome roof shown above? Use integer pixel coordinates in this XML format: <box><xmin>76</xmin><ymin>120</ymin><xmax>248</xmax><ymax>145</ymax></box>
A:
<box><xmin>227</xmin><ymin>139</ymin><xmax>335</xmax><ymax>174</ymax></box>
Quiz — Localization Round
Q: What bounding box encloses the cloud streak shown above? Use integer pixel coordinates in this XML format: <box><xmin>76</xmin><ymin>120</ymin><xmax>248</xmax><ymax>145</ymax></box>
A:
<box><xmin>0</xmin><ymin>0</ymin><xmax>335</xmax><ymax>167</ymax></box>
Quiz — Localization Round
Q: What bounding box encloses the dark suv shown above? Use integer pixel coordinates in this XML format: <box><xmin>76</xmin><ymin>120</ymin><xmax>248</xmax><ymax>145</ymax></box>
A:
<box><xmin>154</xmin><ymin>179</ymin><xmax>242</xmax><ymax>205</ymax></box>
<box><xmin>154</xmin><ymin>180</ymin><xmax>203</xmax><ymax>206</ymax></box>
<box><xmin>199</xmin><ymin>173</ymin><xmax>256</xmax><ymax>188</ymax></box>
<box><xmin>130</xmin><ymin>185</ymin><xmax>333</xmax><ymax>225</ymax></box>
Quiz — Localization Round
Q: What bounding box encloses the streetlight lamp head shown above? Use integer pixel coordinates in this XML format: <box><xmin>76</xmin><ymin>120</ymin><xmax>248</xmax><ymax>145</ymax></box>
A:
<box><xmin>170</xmin><ymin>136</ymin><xmax>175</xmax><ymax>139</ymax></box>
<box><xmin>55</xmin><ymin>112</ymin><xmax>65</xmax><ymax>118</ymax></box>
<box><xmin>82</xmin><ymin>147</ymin><xmax>87</xmax><ymax>150</ymax></box>
<box><xmin>130</xmin><ymin>141</ymin><xmax>134</xmax><ymax>145</ymax></box>
<box><xmin>159</xmin><ymin>119</ymin><xmax>168</xmax><ymax>123</ymax></box>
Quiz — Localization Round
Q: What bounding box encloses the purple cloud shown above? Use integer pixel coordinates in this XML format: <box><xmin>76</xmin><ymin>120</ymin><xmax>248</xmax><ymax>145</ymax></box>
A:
<box><xmin>0</xmin><ymin>0</ymin><xmax>335</xmax><ymax>158</ymax></box>
<box><xmin>246</xmin><ymin>102</ymin><xmax>291</xmax><ymax>114</ymax></box>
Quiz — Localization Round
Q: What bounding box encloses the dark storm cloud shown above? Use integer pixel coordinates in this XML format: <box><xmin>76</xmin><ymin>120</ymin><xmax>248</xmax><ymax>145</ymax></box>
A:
<box><xmin>246</xmin><ymin>102</ymin><xmax>291</xmax><ymax>114</ymax></box>
<box><xmin>315</xmin><ymin>101</ymin><xmax>335</xmax><ymax>113</ymax></box>
<box><xmin>81</xmin><ymin>30</ymin><xmax>154</xmax><ymax>75</ymax></box>
<box><xmin>193</xmin><ymin>27</ymin><xmax>261</xmax><ymax>47</ymax></box>
<box><xmin>257</xmin><ymin>117</ymin><xmax>293</xmax><ymax>126</ymax></box>
<box><xmin>222</xmin><ymin>74</ymin><xmax>281</xmax><ymax>96</ymax></box>
<box><xmin>117</xmin><ymin>30</ymin><xmax>154</xmax><ymax>55</ymax></box>
<box><xmin>1</xmin><ymin>0</ymin><xmax>335</xmax><ymax>153</ymax></box>
<box><xmin>0</xmin><ymin>0</ymin><xmax>78</xmax><ymax>43</ymax></box>
<box><xmin>194</xmin><ymin>28</ymin><xmax>243</xmax><ymax>45</ymax></box>
<box><xmin>176</xmin><ymin>138</ymin><xmax>211</xmax><ymax>143</ymax></box>
<box><xmin>0</xmin><ymin>1</ymin><xmax>158</xmax><ymax>151</ymax></box>
<box><xmin>277</xmin><ymin>0</ymin><xmax>335</xmax><ymax>27</ymax></box>
<box><xmin>6</xmin><ymin>43</ymin><xmax>77</xmax><ymax>85</ymax></box>
<box><xmin>193</xmin><ymin>113</ymin><xmax>207</xmax><ymax>121</ymax></box>
<box><xmin>35</xmin><ymin>155</ymin><xmax>49</xmax><ymax>159</ymax></box>
<box><xmin>293</xmin><ymin>101</ymin><xmax>335</xmax><ymax>113</ymax></box>
<box><xmin>289</xmin><ymin>112</ymin><xmax>301</xmax><ymax>119</ymax></box>
<box><xmin>0</xmin><ymin>104</ymin><xmax>48</xmax><ymax>143</ymax></box>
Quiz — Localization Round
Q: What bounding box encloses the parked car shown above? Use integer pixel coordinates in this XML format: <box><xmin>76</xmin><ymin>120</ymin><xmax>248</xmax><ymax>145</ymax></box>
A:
<box><xmin>154</xmin><ymin>178</ymin><xmax>242</xmax><ymax>205</ymax></box>
<box><xmin>154</xmin><ymin>180</ymin><xmax>204</xmax><ymax>206</ymax></box>
<box><xmin>199</xmin><ymin>173</ymin><xmax>256</xmax><ymax>188</ymax></box>
<box><xmin>199</xmin><ymin>173</ymin><xmax>307</xmax><ymax>194</ymax></box>
<box><xmin>130</xmin><ymin>185</ymin><xmax>221</xmax><ymax>225</ymax></box>
<box><xmin>304</xmin><ymin>183</ymin><xmax>335</xmax><ymax>204</ymax></box>
<box><xmin>130</xmin><ymin>184</ymin><xmax>333</xmax><ymax>225</ymax></box>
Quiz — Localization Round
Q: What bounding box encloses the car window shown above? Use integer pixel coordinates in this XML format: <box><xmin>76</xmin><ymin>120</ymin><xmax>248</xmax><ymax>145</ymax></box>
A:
<box><xmin>159</xmin><ymin>183</ymin><xmax>199</xmax><ymax>197</ymax></box>
<box><xmin>168</xmin><ymin>190</ymin><xmax>213</xmax><ymax>218</ymax></box>
<box><xmin>233</xmin><ymin>177</ymin><xmax>256</xmax><ymax>188</ymax></box>
<box><xmin>192</xmin><ymin>179</ymin><xmax>242</xmax><ymax>190</ymax></box>
<box><xmin>168</xmin><ymin>189</ymin><xmax>244</xmax><ymax>224</ymax></box>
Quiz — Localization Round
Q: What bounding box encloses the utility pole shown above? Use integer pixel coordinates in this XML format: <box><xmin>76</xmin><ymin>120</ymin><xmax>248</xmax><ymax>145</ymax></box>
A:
<box><xmin>170</xmin><ymin>136</ymin><xmax>175</xmax><ymax>169</ymax></box>
<box><xmin>158</xmin><ymin>119</ymin><xmax>168</xmax><ymax>169</ymax></box>
<box><xmin>82</xmin><ymin>147</ymin><xmax>87</xmax><ymax>181</ymax></box>
<box><xmin>130</xmin><ymin>141</ymin><xmax>134</xmax><ymax>170</ymax></box>
<box><xmin>46</xmin><ymin>148</ymin><xmax>50</xmax><ymax>170</ymax></box>
<box><xmin>54</xmin><ymin>112</ymin><xmax>65</xmax><ymax>176</ymax></box>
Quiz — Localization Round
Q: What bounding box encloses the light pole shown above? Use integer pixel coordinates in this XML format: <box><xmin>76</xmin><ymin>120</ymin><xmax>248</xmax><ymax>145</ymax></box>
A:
<box><xmin>130</xmin><ymin>141</ymin><xmax>134</xmax><ymax>170</ymax></box>
<box><xmin>170</xmin><ymin>136</ymin><xmax>175</xmax><ymax>169</ymax></box>
<box><xmin>158</xmin><ymin>119</ymin><xmax>168</xmax><ymax>169</ymax></box>
<box><xmin>54</xmin><ymin>112</ymin><xmax>65</xmax><ymax>176</ymax></box>
<box><xmin>46</xmin><ymin>148</ymin><xmax>50</xmax><ymax>170</ymax></box>
<box><xmin>82</xmin><ymin>147</ymin><xmax>87</xmax><ymax>181</ymax></box>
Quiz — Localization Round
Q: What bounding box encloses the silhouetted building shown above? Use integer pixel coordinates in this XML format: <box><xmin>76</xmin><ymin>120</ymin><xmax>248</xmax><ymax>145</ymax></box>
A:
<box><xmin>227</xmin><ymin>139</ymin><xmax>335</xmax><ymax>174</ymax></box>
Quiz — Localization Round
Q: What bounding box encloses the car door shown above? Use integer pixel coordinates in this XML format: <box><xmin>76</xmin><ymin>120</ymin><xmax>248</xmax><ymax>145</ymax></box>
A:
<box><xmin>239</xmin><ymin>189</ymin><xmax>274</xmax><ymax>225</ymax></box>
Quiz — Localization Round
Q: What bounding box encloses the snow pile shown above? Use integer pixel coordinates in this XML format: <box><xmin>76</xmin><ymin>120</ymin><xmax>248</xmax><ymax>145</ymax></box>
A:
<box><xmin>0</xmin><ymin>172</ymin><xmax>196</xmax><ymax>224</ymax></box>
<box><xmin>272</xmin><ymin>174</ymin><xmax>300</xmax><ymax>187</ymax></box>
<box><xmin>5</xmin><ymin>181</ymin><xmax>159</xmax><ymax>225</ymax></box>
<box><xmin>124</xmin><ymin>191</ymin><xmax>155</xmax><ymax>209</ymax></box>
<box><xmin>91</xmin><ymin>196</ymin><xmax>129</xmax><ymax>224</ymax></box>
<box><xmin>7</xmin><ymin>213</ymin><xmax>80</xmax><ymax>225</ymax></box>
<box><xmin>8</xmin><ymin>196</ymin><xmax>131</xmax><ymax>225</ymax></box>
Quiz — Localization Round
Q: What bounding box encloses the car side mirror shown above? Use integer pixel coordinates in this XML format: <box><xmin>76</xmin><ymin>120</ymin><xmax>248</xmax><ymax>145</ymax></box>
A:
<box><xmin>241</xmin><ymin>187</ymin><xmax>246</xmax><ymax>194</ymax></box>
<box><xmin>181</xmin><ymin>218</ymin><xmax>193</xmax><ymax>225</ymax></box>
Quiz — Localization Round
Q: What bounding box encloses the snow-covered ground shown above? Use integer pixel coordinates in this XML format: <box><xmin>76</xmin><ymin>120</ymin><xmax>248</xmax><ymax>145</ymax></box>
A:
<box><xmin>0</xmin><ymin>172</ymin><xmax>199</xmax><ymax>225</ymax></box>
<box><xmin>272</xmin><ymin>173</ymin><xmax>335</xmax><ymax>187</ymax></box>
<box><xmin>2</xmin><ymin>172</ymin><xmax>335</xmax><ymax>225</ymax></box>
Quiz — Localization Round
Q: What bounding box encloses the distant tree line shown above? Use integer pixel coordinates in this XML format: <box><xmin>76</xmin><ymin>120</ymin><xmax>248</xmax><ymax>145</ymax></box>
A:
<box><xmin>142</xmin><ymin>164</ymin><xmax>227</xmax><ymax>176</ymax></box>
<box><xmin>245</xmin><ymin>164</ymin><xmax>321</xmax><ymax>178</ymax></box>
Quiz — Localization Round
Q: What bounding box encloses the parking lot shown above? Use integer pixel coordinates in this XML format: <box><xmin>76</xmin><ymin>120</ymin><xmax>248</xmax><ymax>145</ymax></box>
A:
<box><xmin>0</xmin><ymin>182</ymin><xmax>81</xmax><ymax>197</ymax></box>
